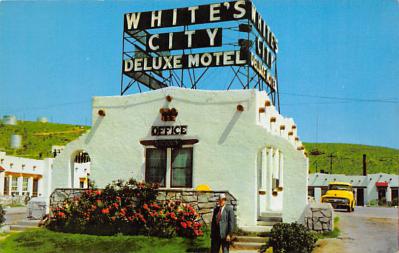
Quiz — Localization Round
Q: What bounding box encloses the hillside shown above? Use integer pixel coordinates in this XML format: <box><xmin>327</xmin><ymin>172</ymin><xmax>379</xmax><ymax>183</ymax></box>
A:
<box><xmin>0</xmin><ymin>121</ymin><xmax>397</xmax><ymax>175</ymax></box>
<box><xmin>304</xmin><ymin>143</ymin><xmax>399</xmax><ymax>175</ymax></box>
<box><xmin>0</xmin><ymin>121</ymin><xmax>89</xmax><ymax>159</ymax></box>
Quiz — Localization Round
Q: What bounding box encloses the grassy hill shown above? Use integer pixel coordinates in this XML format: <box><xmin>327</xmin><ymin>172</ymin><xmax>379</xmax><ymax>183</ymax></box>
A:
<box><xmin>0</xmin><ymin>121</ymin><xmax>397</xmax><ymax>175</ymax></box>
<box><xmin>0</xmin><ymin>121</ymin><xmax>89</xmax><ymax>159</ymax></box>
<box><xmin>304</xmin><ymin>143</ymin><xmax>399</xmax><ymax>175</ymax></box>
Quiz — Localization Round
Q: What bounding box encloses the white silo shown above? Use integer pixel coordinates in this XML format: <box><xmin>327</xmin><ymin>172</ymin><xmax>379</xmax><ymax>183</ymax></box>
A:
<box><xmin>10</xmin><ymin>134</ymin><xmax>22</xmax><ymax>149</ymax></box>
<box><xmin>37</xmin><ymin>117</ymin><xmax>48</xmax><ymax>123</ymax></box>
<box><xmin>3</xmin><ymin>115</ymin><xmax>17</xmax><ymax>125</ymax></box>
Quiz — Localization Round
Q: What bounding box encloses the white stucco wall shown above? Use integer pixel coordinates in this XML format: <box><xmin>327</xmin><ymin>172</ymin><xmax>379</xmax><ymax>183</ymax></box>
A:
<box><xmin>52</xmin><ymin>88</ymin><xmax>308</xmax><ymax>226</ymax></box>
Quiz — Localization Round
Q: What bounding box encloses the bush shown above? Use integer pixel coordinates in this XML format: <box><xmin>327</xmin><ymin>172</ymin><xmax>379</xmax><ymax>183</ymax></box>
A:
<box><xmin>367</xmin><ymin>199</ymin><xmax>378</xmax><ymax>207</ymax></box>
<box><xmin>261</xmin><ymin>223</ymin><xmax>317</xmax><ymax>253</ymax></box>
<box><xmin>0</xmin><ymin>204</ymin><xmax>5</xmax><ymax>226</ymax></box>
<box><xmin>47</xmin><ymin>179</ymin><xmax>203</xmax><ymax>238</ymax></box>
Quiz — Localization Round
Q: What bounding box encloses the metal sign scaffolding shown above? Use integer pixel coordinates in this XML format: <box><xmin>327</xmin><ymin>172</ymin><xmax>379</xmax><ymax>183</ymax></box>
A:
<box><xmin>120</xmin><ymin>0</ymin><xmax>280</xmax><ymax>112</ymax></box>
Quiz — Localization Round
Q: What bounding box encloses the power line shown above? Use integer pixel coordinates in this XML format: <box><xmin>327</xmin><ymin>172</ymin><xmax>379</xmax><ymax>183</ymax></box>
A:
<box><xmin>280</xmin><ymin>92</ymin><xmax>399</xmax><ymax>104</ymax></box>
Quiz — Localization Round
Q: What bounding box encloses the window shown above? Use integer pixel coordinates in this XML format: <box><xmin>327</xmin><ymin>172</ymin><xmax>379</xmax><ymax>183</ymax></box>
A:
<box><xmin>144</xmin><ymin>147</ymin><xmax>194</xmax><ymax>188</ymax></box>
<box><xmin>11</xmin><ymin>177</ymin><xmax>18</xmax><ymax>194</ymax></box>
<box><xmin>308</xmin><ymin>187</ymin><xmax>315</xmax><ymax>197</ymax></box>
<box><xmin>171</xmin><ymin>148</ymin><xmax>193</xmax><ymax>188</ymax></box>
<box><xmin>22</xmin><ymin>177</ymin><xmax>29</xmax><ymax>192</ymax></box>
<box><xmin>145</xmin><ymin>149</ymin><xmax>167</xmax><ymax>187</ymax></box>
<box><xmin>3</xmin><ymin>177</ymin><xmax>9</xmax><ymax>195</ymax></box>
<box><xmin>328</xmin><ymin>184</ymin><xmax>352</xmax><ymax>191</ymax></box>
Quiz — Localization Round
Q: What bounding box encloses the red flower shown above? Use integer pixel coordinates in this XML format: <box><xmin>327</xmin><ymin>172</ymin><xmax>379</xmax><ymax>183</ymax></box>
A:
<box><xmin>170</xmin><ymin>212</ymin><xmax>177</xmax><ymax>220</ymax></box>
<box><xmin>194</xmin><ymin>229</ymin><xmax>203</xmax><ymax>236</ymax></box>
<box><xmin>96</xmin><ymin>190</ymin><xmax>102</xmax><ymax>195</ymax></box>
<box><xmin>143</xmin><ymin>204</ymin><xmax>150</xmax><ymax>211</ymax></box>
<box><xmin>150</xmin><ymin>203</ymin><xmax>160</xmax><ymax>209</ymax></box>
<box><xmin>180</xmin><ymin>222</ymin><xmax>187</xmax><ymax>229</ymax></box>
<box><xmin>101</xmin><ymin>208</ymin><xmax>109</xmax><ymax>214</ymax></box>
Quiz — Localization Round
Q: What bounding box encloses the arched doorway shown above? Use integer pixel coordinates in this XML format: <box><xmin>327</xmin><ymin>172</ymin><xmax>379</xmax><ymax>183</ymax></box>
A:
<box><xmin>70</xmin><ymin>150</ymin><xmax>91</xmax><ymax>188</ymax></box>
<box><xmin>257</xmin><ymin>147</ymin><xmax>284</xmax><ymax>217</ymax></box>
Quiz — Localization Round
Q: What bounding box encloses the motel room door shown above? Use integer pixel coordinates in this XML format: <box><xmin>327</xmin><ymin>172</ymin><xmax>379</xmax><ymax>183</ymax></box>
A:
<box><xmin>32</xmin><ymin>179</ymin><xmax>38</xmax><ymax>197</ymax></box>
<box><xmin>378</xmin><ymin>187</ymin><xmax>387</xmax><ymax>206</ymax></box>
<box><xmin>356</xmin><ymin>188</ymin><xmax>364</xmax><ymax>206</ymax></box>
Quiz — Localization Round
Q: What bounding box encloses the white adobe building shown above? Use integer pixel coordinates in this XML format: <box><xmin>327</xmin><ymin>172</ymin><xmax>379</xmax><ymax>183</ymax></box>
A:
<box><xmin>0</xmin><ymin>150</ymin><xmax>90</xmax><ymax>201</ymax></box>
<box><xmin>0</xmin><ymin>151</ymin><xmax>53</xmax><ymax>199</ymax></box>
<box><xmin>308</xmin><ymin>173</ymin><xmax>399</xmax><ymax>206</ymax></box>
<box><xmin>52</xmin><ymin>87</ymin><xmax>309</xmax><ymax>228</ymax></box>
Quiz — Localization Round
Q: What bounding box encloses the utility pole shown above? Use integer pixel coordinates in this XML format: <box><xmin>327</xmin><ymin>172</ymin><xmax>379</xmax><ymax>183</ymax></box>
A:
<box><xmin>363</xmin><ymin>154</ymin><xmax>367</xmax><ymax>176</ymax></box>
<box><xmin>327</xmin><ymin>153</ymin><xmax>336</xmax><ymax>174</ymax></box>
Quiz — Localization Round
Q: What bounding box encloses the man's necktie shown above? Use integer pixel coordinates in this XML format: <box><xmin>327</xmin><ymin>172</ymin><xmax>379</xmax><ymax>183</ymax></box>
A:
<box><xmin>216</xmin><ymin>207</ymin><xmax>222</xmax><ymax>224</ymax></box>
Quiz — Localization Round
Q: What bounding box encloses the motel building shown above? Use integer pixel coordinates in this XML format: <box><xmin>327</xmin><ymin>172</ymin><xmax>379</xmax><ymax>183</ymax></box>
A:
<box><xmin>51</xmin><ymin>87</ymin><xmax>309</xmax><ymax>229</ymax></box>
<box><xmin>308</xmin><ymin>173</ymin><xmax>399</xmax><ymax>207</ymax></box>
<box><xmin>0</xmin><ymin>151</ymin><xmax>52</xmax><ymax>199</ymax></box>
<box><xmin>0</xmin><ymin>149</ymin><xmax>90</xmax><ymax>201</ymax></box>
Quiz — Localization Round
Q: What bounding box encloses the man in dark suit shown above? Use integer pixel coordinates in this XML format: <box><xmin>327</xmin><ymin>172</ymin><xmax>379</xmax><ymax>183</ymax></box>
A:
<box><xmin>211</xmin><ymin>193</ymin><xmax>235</xmax><ymax>253</ymax></box>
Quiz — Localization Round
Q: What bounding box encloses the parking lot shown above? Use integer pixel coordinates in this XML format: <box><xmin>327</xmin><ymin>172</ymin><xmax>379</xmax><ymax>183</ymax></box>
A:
<box><xmin>315</xmin><ymin>206</ymin><xmax>398</xmax><ymax>253</ymax></box>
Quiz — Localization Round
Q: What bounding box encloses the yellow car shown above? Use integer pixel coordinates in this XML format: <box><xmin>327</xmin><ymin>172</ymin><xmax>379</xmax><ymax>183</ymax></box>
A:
<box><xmin>321</xmin><ymin>182</ymin><xmax>355</xmax><ymax>212</ymax></box>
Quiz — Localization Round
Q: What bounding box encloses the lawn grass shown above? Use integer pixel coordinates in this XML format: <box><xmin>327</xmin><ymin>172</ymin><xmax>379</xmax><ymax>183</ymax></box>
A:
<box><xmin>0</xmin><ymin>229</ymin><xmax>211</xmax><ymax>253</ymax></box>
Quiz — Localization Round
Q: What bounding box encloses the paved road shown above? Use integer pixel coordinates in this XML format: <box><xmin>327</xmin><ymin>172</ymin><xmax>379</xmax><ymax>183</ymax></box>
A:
<box><xmin>338</xmin><ymin>207</ymin><xmax>398</xmax><ymax>253</ymax></box>
<box><xmin>316</xmin><ymin>207</ymin><xmax>398</xmax><ymax>253</ymax></box>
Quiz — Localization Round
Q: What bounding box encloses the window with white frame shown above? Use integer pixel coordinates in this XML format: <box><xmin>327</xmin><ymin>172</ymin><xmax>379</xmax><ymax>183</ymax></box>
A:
<box><xmin>11</xmin><ymin>177</ymin><xmax>18</xmax><ymax>194</ymax></box>
<box><xmin>145</xmin><ymin>148</ymin><xmax>167</xmax><ymax>187</ymax></box>
<box><xmin>22</xmin><ymin>177</ymin><xmax>29</xmax><ymax>192</ymax></box>
<box><xmin>171</xmin><ymin>148</ymin><xmax>193</xmax><ymax>188</ymax></box>
<box><xmin>145</xmin><ymin>147</ymin><xmax>193</xmax><ymax>188</ymax></box>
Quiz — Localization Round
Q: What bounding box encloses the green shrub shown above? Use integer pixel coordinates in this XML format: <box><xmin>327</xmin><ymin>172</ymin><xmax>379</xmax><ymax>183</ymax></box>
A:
<box><xmin>46</xmin><ymin>179</ymin><xmax>203</xmax><ymax>238</ymax></box>
<box><xmin>261</xmin><ymin>223</ymin><xmax>318</xmax><ymax>253</ymax></box>
<box><xmin>367</xmin><ymin>199</ymin><xmax>378</xmax><ymax>207</ymax></box>
<box><xmin>0</xmin><ymin>204</ymin><xmax>5</xmax><ymax>226</ymax></box>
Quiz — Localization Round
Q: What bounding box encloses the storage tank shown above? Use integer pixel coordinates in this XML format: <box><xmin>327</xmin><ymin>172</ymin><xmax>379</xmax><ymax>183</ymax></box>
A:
<box><xmin>10</xmin><ymin>134</ymin><xmax>22</xmax><ymax>149</ymax></box>
<box><xmin>3</xmin><ymin>115</ymin><xmax>17</xmax><ymax>125</ymax></box>
<box><xmin>37</xmin><ymin>117</ymin><xmax>48</xmax><ymax>123</ymax></box>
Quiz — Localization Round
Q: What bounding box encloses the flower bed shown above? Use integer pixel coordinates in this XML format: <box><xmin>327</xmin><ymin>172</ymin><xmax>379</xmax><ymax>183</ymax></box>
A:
<box><xmin>47</xmin><ymin>179</ymin><xmax>203</xmax><ymax>238</ymax></box>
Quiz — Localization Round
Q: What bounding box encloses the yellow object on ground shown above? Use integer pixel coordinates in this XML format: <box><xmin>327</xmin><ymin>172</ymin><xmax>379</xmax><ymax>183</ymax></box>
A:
<box><xmin>195</xmin><ymin>184</ymin><xmax>212</xmax><ymax>191</ymax></box>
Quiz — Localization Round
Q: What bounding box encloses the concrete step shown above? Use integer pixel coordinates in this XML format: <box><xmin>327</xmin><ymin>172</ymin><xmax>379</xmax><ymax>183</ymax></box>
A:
<box><xmin>235</xmin><ymin>236</ymin><xmax>267</xmax><ymax>243</ymax></box>
<box><xmin>260</xmin><ymin>212</ymin><xmax>282</xmax><ymax>218</ymax></box>
<box><xmin>230</xmin><ymin>250</ymin><xmax>258</xmax><ymax>253</ymax></box>
<box><xmin>257</xmin><ymin>216</ymin><xmax>282</xmax><ymax>223</ymax></box>
<box><xmin>231</xmin><ymin>242</ymin><xmax>264</xmax><ymax>250</ymax></box>
<box><xmin>257</xmin><ymin>220</ymin><xmax>280</xmax><ymax>226</ymax></box>
<box><xmin>9</xmin><ymin>225</ymin><xmax>39</xmax><ymax>232</ymax></box>
<box><xmin>239</xmin><ymin>225</ymin><xmax>272</xmax><ymax>233</ymax></box>
<box><xmin>17</xmin><ymin>219</ymin><xmax>41</xmax><ymax>227</ymax></box>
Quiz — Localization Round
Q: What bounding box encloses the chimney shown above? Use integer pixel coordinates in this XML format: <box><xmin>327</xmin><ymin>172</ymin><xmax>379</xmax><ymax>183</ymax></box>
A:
<box><xmin>363</xmin><ymin>154</ymin><xmax>367</xmax><ymax>176</ymax></box>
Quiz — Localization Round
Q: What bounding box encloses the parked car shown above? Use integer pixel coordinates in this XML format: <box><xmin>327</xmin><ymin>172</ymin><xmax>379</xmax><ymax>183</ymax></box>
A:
<box><xmin>321</xmin><ymin>182</ymin><xmax>355</xmax><ymax>212</ymax></box>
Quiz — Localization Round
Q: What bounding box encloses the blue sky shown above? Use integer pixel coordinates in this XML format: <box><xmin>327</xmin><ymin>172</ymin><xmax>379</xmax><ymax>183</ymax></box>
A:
<box><xmin>0</xmin><ymin>0</ymin><xmax>398</xmax><ymax>148</ymax></box>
